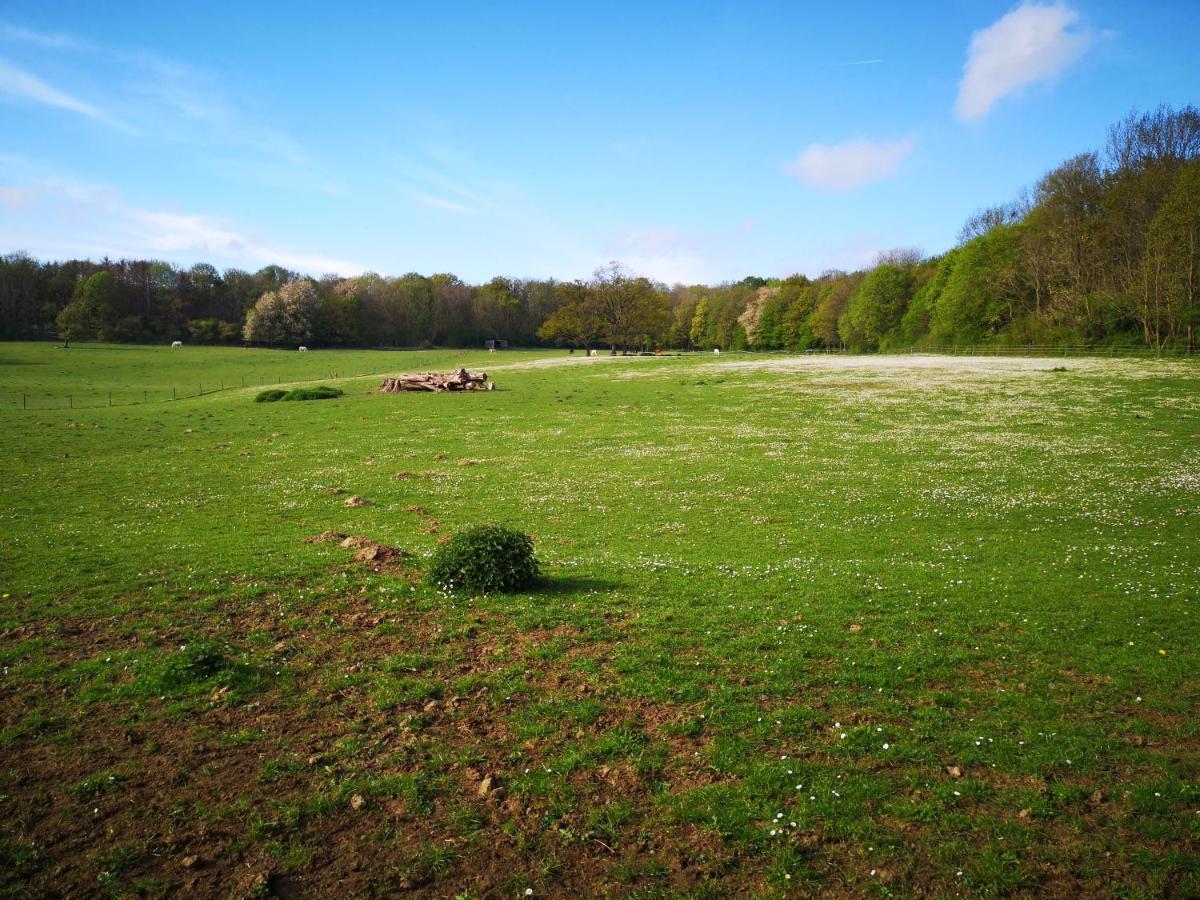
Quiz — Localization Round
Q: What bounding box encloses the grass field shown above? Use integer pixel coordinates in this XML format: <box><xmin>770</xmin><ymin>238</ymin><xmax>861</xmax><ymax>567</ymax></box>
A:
<box><xmin>1</xmin><ymin>341</ymin><xmax>1198</xmax><ymax>898</ymax></box>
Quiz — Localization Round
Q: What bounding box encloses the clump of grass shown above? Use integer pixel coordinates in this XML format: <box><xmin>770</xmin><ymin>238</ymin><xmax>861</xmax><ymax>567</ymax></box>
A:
<box><xmin>427</xmin><ymin>525</ymin><xmax>540</xmax><ymax>593</ymax></box>
<box><xmin>74</xmin><ymin>771</ymin><xmax>127</xmax><ymax>800</ymax></box>
<box><xmin>255</xmin><ymin>385</ymin><xmax>342</xmax><ymax>402</ymax></box>
<box><xmin>134</xmin><ymin>639</ymin><xmax>272</xmax><ymax>699</ymax></box>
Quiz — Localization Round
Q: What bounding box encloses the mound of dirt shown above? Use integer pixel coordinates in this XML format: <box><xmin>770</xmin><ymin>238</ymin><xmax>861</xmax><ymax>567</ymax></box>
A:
<box><xmin>343</xmin><ymin>496</ymin><xmax>370</xmax><ymax>507</ymax></box>
<box><xmin>353</xmin><ymin>543</ymin><xmax>407</xmax><ymax>566</ymax></box>
<box><xmin>303</xmin><ymin>531</ymin><xmax>348</xmax><ymax>544</ymax></box>
<box><xmin>321</xmin><ymin>535</ymin><xmax>412</xmax><ymax>571</ymax></box>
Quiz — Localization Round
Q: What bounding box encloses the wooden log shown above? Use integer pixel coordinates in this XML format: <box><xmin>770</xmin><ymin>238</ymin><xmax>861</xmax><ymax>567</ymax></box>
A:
<box><xmin>380</xmin><ymin>370</ymin><xmax>492</xmax><ymax>393</ymax></box>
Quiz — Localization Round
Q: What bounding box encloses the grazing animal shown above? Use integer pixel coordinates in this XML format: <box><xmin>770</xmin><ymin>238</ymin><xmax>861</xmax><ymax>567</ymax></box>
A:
<box><xmin>298</xmin><ymin>346</ymin><xmax>308</xmax><ymax>352</ymax></box>
<box><xmin>713</xmin><ymin>347</ymin><xmax>720</xmax><ymax>355</ymax></box>
<box><xmin>171</xmin><ymin>340</ymin><xmax>182</xmax><ymax>348</ymax></box>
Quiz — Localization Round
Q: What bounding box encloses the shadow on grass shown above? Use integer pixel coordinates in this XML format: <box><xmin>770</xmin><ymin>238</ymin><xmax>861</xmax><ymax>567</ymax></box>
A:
<box><xmin>531</xmin><ymin>575</ymin><xmax>623</xmax><ymax>596</ymax></box>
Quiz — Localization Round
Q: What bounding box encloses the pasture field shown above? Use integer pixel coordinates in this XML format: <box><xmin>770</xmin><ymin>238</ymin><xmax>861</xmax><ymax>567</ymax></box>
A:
<box><xmin>1</xmin><ymin>342</ymin><xmax>1198</xmax><ymax>898</ymax></box>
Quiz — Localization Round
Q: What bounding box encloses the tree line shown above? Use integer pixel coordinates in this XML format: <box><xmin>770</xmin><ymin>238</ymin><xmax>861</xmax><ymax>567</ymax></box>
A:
<box><xmin>2</xmin><ymin>105</ymin><xmax>1197</xmax><ymax>353</ymax></box>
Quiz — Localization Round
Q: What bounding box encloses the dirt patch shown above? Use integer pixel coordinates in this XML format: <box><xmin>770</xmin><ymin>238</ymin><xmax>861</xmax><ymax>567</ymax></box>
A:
<box><xmin>303</xmin><ymin>530</ymin><xmax>347</xmax><ymax>544</ymax></box>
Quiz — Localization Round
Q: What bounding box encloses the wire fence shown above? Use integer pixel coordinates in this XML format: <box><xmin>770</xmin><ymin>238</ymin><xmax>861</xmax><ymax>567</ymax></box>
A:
<box><xmin>712</xmin><ymin>345</ymin><xmax>1198</xmax><ymax>359</ymax></box>
<box><xmin>6</xmin><ymin>369</ymin><xmax>390</xmax><ymax>411</ymax></box>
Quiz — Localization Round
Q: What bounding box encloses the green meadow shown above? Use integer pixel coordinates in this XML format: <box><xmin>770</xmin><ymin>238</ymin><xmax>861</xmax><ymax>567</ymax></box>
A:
<box><xmin>1</xmin><ymin>342</ymin><xmax>1198</xmax><ymax>897</ymax></box>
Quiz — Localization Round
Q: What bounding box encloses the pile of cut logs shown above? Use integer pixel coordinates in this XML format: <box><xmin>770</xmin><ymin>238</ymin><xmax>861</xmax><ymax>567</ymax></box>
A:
<box><xmin>379</xmin><ymin>368</ymin><xmax>494</xmax><ymax>393</ymax></box>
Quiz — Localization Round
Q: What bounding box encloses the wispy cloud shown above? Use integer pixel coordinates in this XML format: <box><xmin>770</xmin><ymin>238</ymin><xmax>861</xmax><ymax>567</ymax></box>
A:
<box><xmin>784</xmin><ymin>136</ymin><xmax>914</xmax><ymax>190</ymax></box>
<box><xmin>829</xmin><ymin>58</ymin><xmax>883</xmax><ymax>67</ymax></box>
<box><xmin>0</xmin><ymin>22</ymin><xmax>86</xmax><ymax>50</ymax></box>
<box><xmin>607</xmin><ymin>227</ymin><xmax>718</xmax><ymax>286</ymax></box>
<box><xmin>0</xmin><ymin>164</ymin><xmax>361</xmax><ymax>275</ymax></box>
<box><xmin>394</xmin><ymin>156</ymin><xmax>507</xmax><ymax>215</ymax></box>
<box><xmin>410</xmin><ymin>191</ymin><xmax>476</xmax><ymax>215</ymax></box>
<box><xmin>0</xmin><ymin>57</ymin><xmax>134</xmax><ymax>132</ymax></box>
<box><xmin>955</xmin><ymin>2</ymin><xmax>1093</xmax><ymax>121</ymax></box>
<box><xmin>128</xmin><ymin>210</ymin><xmax>360</xmax><ymax>274</ymax></box>
<box><xmin>0</xmin><ymin>23</ymin><xmax>333</xmax><ymax>191</ymax></box>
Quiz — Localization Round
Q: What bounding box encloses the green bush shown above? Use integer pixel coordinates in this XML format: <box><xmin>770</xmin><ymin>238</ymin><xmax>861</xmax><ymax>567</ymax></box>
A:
<box><xmin>254</xmin><ymin>385</ymin><xmax>343</xmax><ymax>403</ymax></box>
<box><xmin>428</xmin><ymin>525</ymin><xmax>540</xmax><ymax>593</ymax></box>
<box><xmin>283</xmin><ymin>385</ymin><xmax>343</xmax><ymax>401</ymax></box>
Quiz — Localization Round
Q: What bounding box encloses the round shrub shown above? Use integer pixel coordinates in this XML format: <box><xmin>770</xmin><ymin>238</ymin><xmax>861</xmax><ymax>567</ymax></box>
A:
<box><xmin>255</xmin><ymin>388</ymin><xmax>287</xmax><ymax>402</ymax></box>
<box><xmin>428</xmin><ymin>525</ymin><xmax>540</xmax><ymax>593</ymax></box>
<box><xmin>283</xmin><ymin>385</ymin><xmax>343</xmax><ymax>401</ymax></box>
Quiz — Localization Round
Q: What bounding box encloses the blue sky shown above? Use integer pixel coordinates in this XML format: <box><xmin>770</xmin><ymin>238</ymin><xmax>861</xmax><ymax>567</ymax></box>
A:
<box><xmin>0</xmin><ymin>2</ymin><xmax>1196</xmax><ymax>284</ymax></box>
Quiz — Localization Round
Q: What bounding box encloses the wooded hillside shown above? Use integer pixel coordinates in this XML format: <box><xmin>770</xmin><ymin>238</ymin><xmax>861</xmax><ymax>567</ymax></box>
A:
<box><xmin>2</xmin><ymin>105</ymin><xmax>1196</xmax><ymax>352</ymax></box>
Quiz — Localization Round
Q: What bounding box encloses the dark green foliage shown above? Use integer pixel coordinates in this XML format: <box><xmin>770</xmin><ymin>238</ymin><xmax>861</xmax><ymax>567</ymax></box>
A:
<box><xmin>281</xmin><ymin>385</ymin><xmax>343</xmax><ymax>401</ymax></box>
<box><xmin>928</xmin><ymin>225</ymin><xmax>1024</xmax><ymax>344</ymax></box>
<box><xmin>839</xmin><ymin>264</ymin><xmax>914</xmax><ymax>351</ymax></box>
<box><xmin>427</xmin><ymin>525</ymin><xmax>540</xmax><ymax>593</ymax></box>
<box><xmin>135</xmin><ymin>640</ymin><xmax>271</xmax><ymax>699</ymax></box>
<box><xmin>255</xmin><ymin>385</ymin><xmax>342</xmax><ymax>402</ymax></box>
<box><xmin>154</xmin><ymin>640</ymin><xmax>232</xmax><ymax>690</ymax></box>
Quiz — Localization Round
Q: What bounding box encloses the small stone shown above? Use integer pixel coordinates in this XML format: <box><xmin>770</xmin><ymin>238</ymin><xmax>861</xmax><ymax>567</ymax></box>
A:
<box><xmin>848</xmin><ymin>623</ymin><xmax>863</xmax><ymax>633</ymax></box>
<box><xmin>181</xmin><ymin>855</ymin><xmax>199</xmax><ymax>869</ymax></box>
<box><xmin>477</xmin><ymin>776</ymin><xmax>493</xmax><ymax>797</ymax></box>
<box><xmin>350</xmin><ymin>794</ymin><xmax>365</xmax><ymax>810</ymax></box>
<box><xmin>946</xmin><ymin>765</ymin><xmax>963</xmax><ymax>779</ymax></box>
<box><xmin>1018</xmin><ymin>808</ymin><xmax>1032</xmax><ymax>821</ymax></box>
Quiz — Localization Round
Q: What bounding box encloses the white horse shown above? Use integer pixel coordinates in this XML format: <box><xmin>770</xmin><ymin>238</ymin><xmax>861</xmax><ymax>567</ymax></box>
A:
<box><xmin>171</xmin><ymin>340</ymin><xmax>182</xmax><ymax>348</ymax></box>
<box><xmin>298</xmin><ymin>346</ymin><xmax>308</xmax><ymax>352</ymax></box>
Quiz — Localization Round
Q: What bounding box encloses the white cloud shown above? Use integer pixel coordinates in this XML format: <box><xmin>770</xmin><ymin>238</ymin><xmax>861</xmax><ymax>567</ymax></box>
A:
<box><xmin>0</xmin><ymin>169</ymin><xmax>361</xmax><ymax>276</ymax></box>
<box><xmin>126</xmin><ymin>211</ymin><xmax>360</xmax><ymax>275</ymax></box>
<box><xmin>0</xmin><ymin>58</ymin><xmax>132</xmax><ymax>131</ymax></box>
<box><xmin>607</xmin><ymin>227</ymin><xmax>717</xmax><ymax>285</ymax></box>
<box><xmin>955</xmin><ymin>3</ymin><xmax>1092</xmax><ymax>121</ymax></box>
<box><xmin>784</xmin><ymin>136</ymin><xmax>914</xmax><ymax>190</ymax></box>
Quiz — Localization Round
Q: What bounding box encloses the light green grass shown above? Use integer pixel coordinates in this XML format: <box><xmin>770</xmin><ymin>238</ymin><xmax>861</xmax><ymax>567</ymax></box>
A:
<box><xmin>0</xmin><ymin>343</ymin><xmax>1197</xmax><ymax>896</ymax></box>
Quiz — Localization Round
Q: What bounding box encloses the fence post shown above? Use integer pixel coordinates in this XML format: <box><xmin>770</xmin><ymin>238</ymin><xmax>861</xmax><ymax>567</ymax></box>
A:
<box><xmin>68</xmin><ymin>395</ymin><xmax>73</xmax><ymax>409</ymax></box>
<box><xmin>22</xmin><ymin>394</ymin><xmax>26</xmax><ymax>410</ymax></box>
<box><xmin>143</xmin><ymin>390</ymin><xmax>147</xmax><ymax>404</ymax></box>
<box><xmin>173</xmin><ymin>386</ymin><xmax>176</xmax><ymax>400</ymax></box>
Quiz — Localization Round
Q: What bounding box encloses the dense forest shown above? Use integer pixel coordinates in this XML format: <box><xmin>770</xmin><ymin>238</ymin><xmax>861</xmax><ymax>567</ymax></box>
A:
<box><xmin>2</xmin><ymin>105</ymin><xmax>1197</xmax><ymax>353</ymax></box>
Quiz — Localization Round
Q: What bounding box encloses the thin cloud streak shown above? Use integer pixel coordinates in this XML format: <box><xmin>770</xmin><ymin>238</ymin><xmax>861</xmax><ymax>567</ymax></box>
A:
<box><xmin>0</xmin><ymin>22</ymin><xmax>86</xmax><ymax>50</ymax></box>
<box><xmin>0</xmin><ymin>58</ymin><xmax>136</xmax><ymax>132</ymax></box>
<box><xmin>410</xmin><ymin>191</ymin><xmax>476</xmax><ymax>215</ymax></box>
